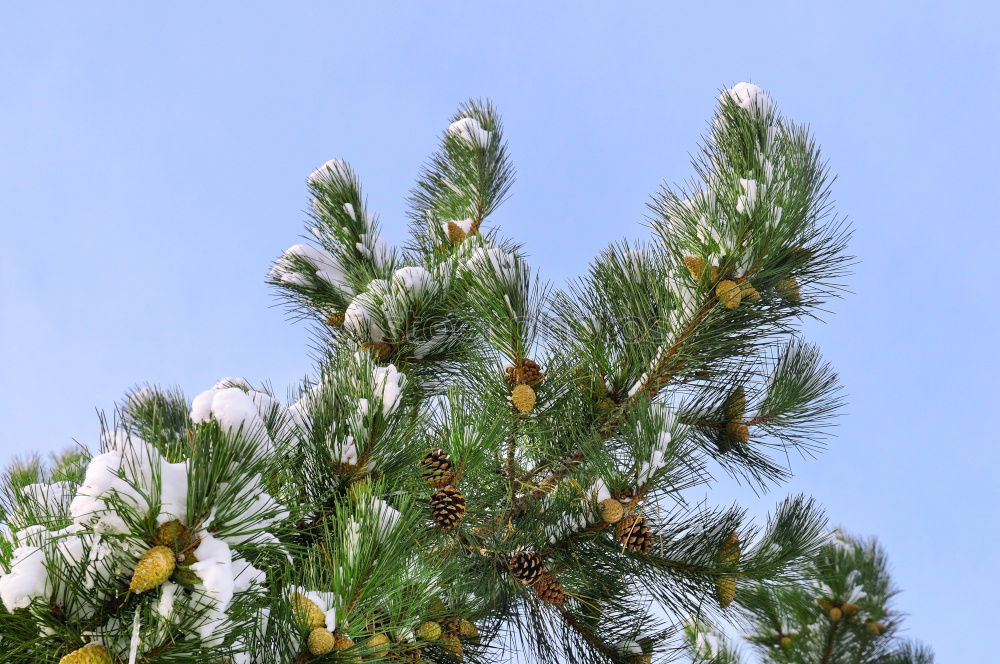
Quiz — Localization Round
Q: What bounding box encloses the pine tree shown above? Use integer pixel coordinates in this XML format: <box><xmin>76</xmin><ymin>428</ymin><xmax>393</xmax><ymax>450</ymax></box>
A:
<box><xmin>685</xmin><ymin>531</ymin><xmax>934</xmax><ymax>664</ymax></box>
<box><xmin>1</xmin><ymin>83</ymin><xmax>861</xmax><ymax>663</ymax></box>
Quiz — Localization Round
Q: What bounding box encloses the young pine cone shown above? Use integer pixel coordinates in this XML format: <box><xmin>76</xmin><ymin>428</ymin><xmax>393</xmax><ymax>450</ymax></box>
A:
<box><xmin>59</xmin><ymin>645</ymin><xmax>112</xmax><ymax>664</ymax></box>
<box><xmin>292</xmin><ymin>592</ymin><xmax>326</xmax><ymax>629</ymax></box>
<box><xmin>532</xmin><ymin>574</ymin><xmax>567</xmax><ymax>605</ymax></box>
<box><xmin>716</xmin><ymin>280</ymin><xmax>742</xmax><ymax>309</ymax></box>
<box><xmin>508</xmin><ymin>551</ymin><xmax>545</xmax><ymax>586</ymax></box>
<box><xmin>722</xmin><ymin>386</ymin><xmax>746</xmax><ymax>421</ymax></box>
<box><xmin>716</xmin><ymin>575</ymin><xmax>737</xmax><ymax>608</ymax></box>
<box><xmin>720</xmin><ymin>531</ymin><xmax>741</xmax><ymax>566</ymax></box>
<box><xmin>420</xmin><ymin>448</ymin><xmax>453</xmax><ymax>488</ymax></box>
<box><xmin>129</xmin><ymin>545</ymin><xmax>176</xmax><ymax>593</ymax></box>
<box><xmin>615</xmin><ymin>515</ymin><xmax>654</xmax><ymax>554</ymax></box>
<box><xmin>430</xmin><ymin>485</ymin><xmax>466</xmax><ymax>531</ymax></box>
<box><xmin>308</xmin><ymin>627</ymin><xmax>336</xmax><ymax>656</ymax></box>
<box><xmin>506</xmin><ymin>358</ymin><xmax>544</xmax><ymax>388</ymax></box>
<box><xmin>511</xmin><ymin>384</ymin><xmax>537</xmax><ymax>414</ymax></box>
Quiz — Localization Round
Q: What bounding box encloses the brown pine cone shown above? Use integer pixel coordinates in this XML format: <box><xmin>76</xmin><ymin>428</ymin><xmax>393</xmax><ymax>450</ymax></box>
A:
<box><xmin>532</xmin><ymin>574</ymin><xmax>567</xmax><ymax>605</ymax></box>
<box><xmin>615</xmin><ymin>515</ymin><xmax>654</xmax><ymax>554</ymax></box>
<box><xmin>430</xmin><ymin>485</ymin><xmax>466</xmax><ymax>531</ymax></box>
<box><xmin>508</xmin><ymin>551</ymin><xmax>545</xmax><ymax>586</ymax></box>
<box><xmin>420</xmin><ymin>448</ymin><xmax>453</xmax><ymax>488</ymax></box>
<box><xmin>505</xmin><ymin>358</ymin><xmax>544</xmax><ymax>388</ymax></box>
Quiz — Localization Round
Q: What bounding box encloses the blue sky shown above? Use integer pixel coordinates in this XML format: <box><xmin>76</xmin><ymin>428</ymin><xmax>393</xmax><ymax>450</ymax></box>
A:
<box><xmin>1</xmin><ymin>2</ymin><xmax>996</xmax><ymax>660</ymax></box>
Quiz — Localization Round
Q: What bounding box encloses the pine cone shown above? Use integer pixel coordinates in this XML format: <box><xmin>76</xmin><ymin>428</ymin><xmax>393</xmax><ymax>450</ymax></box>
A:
<box><xmin>829</xmin><ymin>607</ymin><xmax>843</xmax><ymax>622</ymax></box>
<box><xmin>716</xmin><ymin>280</ymin><xmax>742</xmax><ymax>309</ymax></box>
<box><xmin>292</xmin><ymin>592</ymin><xmax>326</xmax><ymax>629</ymax></box>
<box><xmin>430</xmin><ymin>485</ymin><xmax>466</xmax><ymax>531</ymax></box>
<box><xmin>129</xmin><ymin>545</ymin><xmax>176</xmax><ymax>593</ymax></box>
<box><xmin>722</xmin><ymin>386</ymin><xmax>746</xmax><ymax>421</ymax></box>
<box><xmin>598</xmin><ymin>498</ymin><xmax>625</xmax><ymax>524</ymax></box>
<box><xmin>683</xmin><ymin>255</ymin><xmax>705</xmax><ymax>280</ymax></box>
<box><xmin>326</xmin><ymin>312</ymin><xmax>346</xmax><ymax>328</ymax></box>
<box><xmin>725</xmin><ymin>421</ymin><xmax>750</xmax><ymax>444</ymax></box>
<box><xmin>367</xmin><ymin>633</ymin><xmax>391</xmax><ymax>656</ymax></box>
<box><xmin>420</xmin><ymin>448</ymin><xmax>453</xmax><ymax>488</ymax></box>
<box><xmin>308</xmin><ymin>627</ymin><xmax>336</xmax><ymax>655</ymax></box>
<box><xmin>154</xmin><ymin>519</ymin><xmax>186</xmax><ymax>547</ymax></box>
<box><xmin>508</xmin><ymin>551</ymin><xmax>545</xmax><ymax>586</ymax></box>
<box><xmin>779</xmin><ymin>635</ymin><xmax>793</xmax><ymax>649</ymax></box>
<box><xmin>720</xmin><ymin>531</ymin><xmax>740</xmax><ymax>566</ymax></box>
<box><xmin>59</xmin><ymin>644</ymin><xmax>112</xmax><ymax>664</ymax></box>
<box><xmin>439</xmin><ymin>632</ymin><xmax>463</xmax><ymax>660</ymax></box>
<box><xmin>511</xmin><ymin>384</ymin><xmax>536</xmax><ymax>414</ymax></box>
<box><xmin>417</xmin><ymin>621</ymin><xmax>443</xmax><ymax>641</ymax></box>
<box><xmin>361</xmin><ymin>341</ymin><xmax>392</xmax><ymax>362</ymax></box>
<box><xmin>457</xmin><ymin>619</ymin><xmax>479</xmax><ymax>640</ymax></box>
<box><xmin>778</xmin><ymin>277</ymin><xmax>801</xmax><ymax>303</ymax></box>
<box><xmin>866</xmin><ymin>621</ymin><xmax>886</xmax><ymax>636</ymax></box>
<box><xmin>740</xmin><ymin>282</ymin><xmax>761</xmax><ymax>301</ymax></box>
<box><xmin>446</xmin><ymin>221</ymin><xmax>468</xmax><ymax>244</ymax></box>
<box><xmin>841</xmin><ymin>602</ymin><xmax>860</xmax><ymax>615</ymax></box>
<box><xmin>506</xmin><ymin>359</ymin><xmax>544</xmax><ymax>388</ymax></box>
<box><xmin>532</xmin><ymin>574</ymin><xmax>567</xmax><ymax>605</ymax></box>
<box><xmin>615</xmin><ymin>515</ymin><xmax>654</xmax><ymax>554</ymax></box>
<box><xmin>716</xmin><ymin>575</ymin><xmax>736</xmax><ymax>608</ymax></box>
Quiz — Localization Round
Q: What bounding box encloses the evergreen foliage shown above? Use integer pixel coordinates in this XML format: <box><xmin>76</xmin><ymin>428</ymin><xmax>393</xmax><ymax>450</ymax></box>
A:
<box><xmin>685</xmin><ymin>532</ymin><xmax>933</xmax><ymax>664</ymax></box>
<box><xmin>0</xmin><ymin>83</ymin><xmax>925</xmax><ymax>663</ymax></box>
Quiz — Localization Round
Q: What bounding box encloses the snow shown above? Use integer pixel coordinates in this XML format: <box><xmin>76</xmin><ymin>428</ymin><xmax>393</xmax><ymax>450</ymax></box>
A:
<box><xmin>463</xmin><ymin>246</ymin><xmax>517</xmax><ymax>282</ymax></box>
<box><xmin>372</xmin><ymin>364</ymin><xmax>406</xmax><ymax>416</ymax></box>
<box><xmin>356</xmin><ymin>233</ymin><xmax>391</xmax><ymax>267</ymax></box>
<box><xmin>722</xmin><ymin>82</ymin><xmax>773</xmax><ymax>117</ymax></box>
<box><xmin>308</xmin><ymin>159</ymin><xmax>352</xmax><ymax>187</ymax></box>
<box><xmin>736</xmin><ymin>178</ymin><xmax>759</xmax><ymax>215</ymax></box>
<box><xmin>441</xmin><ymin>218</ymin><xmax>475</xmax><ymax>236</ymax></box>
<box><xmin>0</xmin><ymin>527</ymin><xmax>50</xmax><ymax>610</ymax></box>
<box><xmin>70</xmin><ymin>435</ymin><xmax>190</xmax><ymax>532</ymax></box>
<box><xmin>368</xmin><ymin>497</ymin><xmax>402</xmax><ymax>533</ymax></box>
<box><xmin>343</xmin><ymin>286</ymin><xmax>388</xmax><ymax>342</ymax></box>
<box><xmin>19</xmin><ymin>481</ymin><xmax>74</xmax><ymax>522</ymax></box>
<box><xmin>391</xmin><ymin>265</ymin><xmax>434</xmax><ymax>296</ymax></box>
<box><xmin>215</xmin><ymin>475</ymin><xmax>289</xmax><ymax>545</ymax></box>
<box><xmin>448</xmin><ymin>117</ymin><xmax>491</xmax><ymax>147</ymax></box>
<box><xmin>189</xmin><ymin>533</ymin><xmax>236</xmax><ymax>640</ymax></box>
<box><xmin>271</xmin><ymin>243</ymin><xmax>352</xmax><ymax>295</ymax></box>
<box><xmin>155</xmin><ymin>581</ymin><xmax>180</xmax><ymax>620</ymax></box>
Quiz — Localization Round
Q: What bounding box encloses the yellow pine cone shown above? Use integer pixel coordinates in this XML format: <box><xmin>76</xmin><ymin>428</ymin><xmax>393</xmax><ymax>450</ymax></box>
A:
<box><xmin>599</xmin><ymin>498</ymin><xmax>625</xmax><ymax>524</ymax></box>
<box><xmin>716</xmin><ymin>280</ymin><xmax>742</xmax><ymax>309</ymax></box>
<box><xmin>683</xmin><ymin>255</ymin><xmax>705</xmax><ymax>280</ymax></box>
<box><xmin>446</xmin><ymin>221</ymin><xmax>468</xmax><ymax>243</ymax></box>
<box><xmin>779</xmin><ymin>635</ymin><xmax>793</xmax><ymax>649</ymax></box>
<box><xmin>866</xmin><ymin>620</ymin><xmax>886</xmax><ymax>636</ymax></box>
<box><xmin>308</xmin><ymin>627</ymin><xmax>336</xmax><ymax>655</ymax></box>
<box><xmin>829</xmin><ymin>607</ymin><xmax>843</xmax><ymax>622</ymax></box>
<box><xmin>326</xmin><ymin>312</ymin><xmax>346</xmax><ymax>328</ymax></box>
<box><xmin>740</xmin><ymin>281</ymin><xmax>761</xmax><ymax>301</ymax></box>
<box><xmin>59</xmin><ymin>644</ymin><xmax>113</xmax><ymax>664</ymax></box>
<box><xmin>457</xmin><ymin>619</ymin><xmax>479</xmax><ymax>640</ymax></box>
<box><xmin>439</xmin><ymin>632</ymin><xmax>463</xmax><ymax>660</ymax></box>
<box><xmin>778</xmin><ymin>277</ymin><xmax>801</xmax><ymax>303</ymax></box>
<box><xmin>292</xmin><ymin>592</ymin><xmax>326</xmax><ymax>629</ymax></box>
<box><xmin>725</xmin><ymin>421</ymin><xmax>750</xmax><ymax>444</ymax></box>
<box><xmin>715</xmin><ymin>575</ymin><xmax>736</xmax><ymax>609</ymax></box>
<box><xmin>367</xmin><ymin>632</ymin><xmax>391</xmax><ymax>656</ymax></box>
<box><xmin>512</xmin><ymin>383</ymin><xmax>536</xmax><ymax>414</ymax></box>
<box><xmin>129</xmin><ymin>545</ymin><xmax>175</xmax><ymax>593</ymax></box>
<box><xmin>154</xmin><ymin>519</ymin><xmax>185</xmax><ymax>547</ymax></box>
<box><xmin>841</xmin><ymin>602</ymin><xmax>860</xmax><ymax>615</ymax></box>
<box><xmin>417</xmin><ymin>620</ymin><xmax>443</xmax><ymax>641</ymax></box>
<box><xmin>720</xmin><ymin>531</ymin><xmax>741</xmax><ymax>565</ymax></box>
<box><xmin>816</xmin><ymin>598</ymin><xmax>834</xmax><ymax>610</ymax></box>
